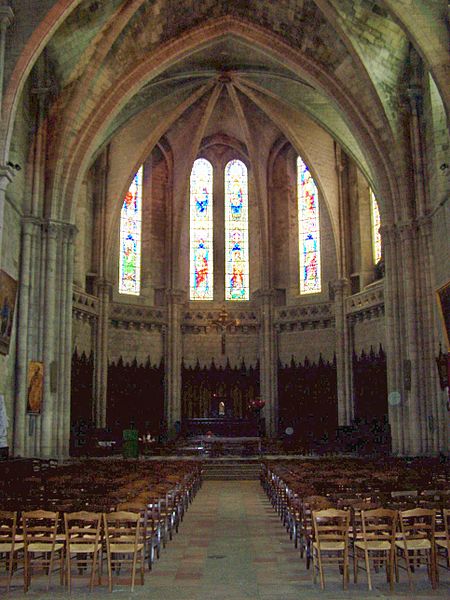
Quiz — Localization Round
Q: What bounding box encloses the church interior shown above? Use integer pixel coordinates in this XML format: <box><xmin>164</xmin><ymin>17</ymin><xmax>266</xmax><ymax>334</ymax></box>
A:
<box><xmin>0</xmin><ymin>0</ymin><xmax>449</xmax><ymax>596</ymax></box>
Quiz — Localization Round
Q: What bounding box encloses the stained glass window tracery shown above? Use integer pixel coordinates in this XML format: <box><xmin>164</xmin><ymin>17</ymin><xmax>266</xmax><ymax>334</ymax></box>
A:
<box><xmin>297</xmin><ymin>156</ymin><xmax>321</xmax><ymax>294</ymax></box>
<box><xmin>190</xmin><ymin>158</ymin><xmax>214</xmax><ymax>300</ymax></box>
<box><xmin>225</xmin><ymin>159</ymin><xmax>249</xmax><ymax>301</ymax></box>
<box><xmin>370</xmin><ymin>189</ymin><xmax>382</xmax><ymax>264</ymax></box>
<box><xmin>119</xmin><ymin>166</ymin><xmax>143</xmax><ymax>295</ymax></box>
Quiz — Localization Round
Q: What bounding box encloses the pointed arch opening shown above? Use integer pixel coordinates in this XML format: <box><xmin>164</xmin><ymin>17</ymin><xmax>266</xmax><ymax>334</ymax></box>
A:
<box><xmin>297</xmin><ymin>156</ymin><xmax>321</xmax><ymax>294</ymax></box>
<box><xmin>190</xmin><ymin>158</ymin><xmax>214</xmax><ymax>300</ymax></box>
<box><xmin>225</xmin><ymin>159</ymin><xmax>249</xmax><ymax>301</ymax></box>
<box><xmin>119</xmin><ymin>166</ymin><xmax>143</xmax><ymax>295</ymax></box>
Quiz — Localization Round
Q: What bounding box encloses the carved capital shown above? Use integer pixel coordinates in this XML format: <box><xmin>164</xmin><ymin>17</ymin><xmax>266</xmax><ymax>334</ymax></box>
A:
<box><xmin>0</xmin><ymin>164</ymin><xmax>15</xmax><ymax>192</ymax></box>
<box><xmin>21</xmin><ymin>216</ymin><xmax>41</xmax><ymax>235</ymax></box>
<box><xmin>397</xmin><ymin>220</ymin><xmax>417</xmax><ymax>242</ymax></box>
<box><xmin>44</xmin><ymin>220</ymin><xmax>61</xmax><ymax>240</ymax></box>
<box><xmin>0</xmin><ymin>7</ymin><xmax>13</xmax><ymax>28</ymax></box>
<box><xmin>331</xmin><ymin>278</ymin><xmax>349</xmax><ymax>296</ymax></box>
<box><xmin>166</xmin><ymin>289</ymin><xmax>186</xmax><ymax>305</ymax></box>
<box><xmin>62</xmin><ymin>222</ymin><xmax>78</xmax><ymax>243</ymax></box>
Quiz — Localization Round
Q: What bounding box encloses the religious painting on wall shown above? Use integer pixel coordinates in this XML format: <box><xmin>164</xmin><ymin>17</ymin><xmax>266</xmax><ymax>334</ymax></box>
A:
<box><xmin>0</xmin><ymin>270</ymin><xmax>18</xmax><ymax>355</ymax></box>
<box><xmin>27</xmin><ymin>361</ymin><xmax>44</xmax><ymax>414</ymax></box>
<box><xmin>436</xmin><ymin>280</ymin><xmax>450</xmax><ymax>350</ymax></box>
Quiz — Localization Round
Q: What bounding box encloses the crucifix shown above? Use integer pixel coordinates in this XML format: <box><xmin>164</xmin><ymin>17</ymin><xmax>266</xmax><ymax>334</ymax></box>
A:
<box><xmin>211</xmin><ymin>309</ymin><xmax>239</xmax><ymax>355</ymax></box>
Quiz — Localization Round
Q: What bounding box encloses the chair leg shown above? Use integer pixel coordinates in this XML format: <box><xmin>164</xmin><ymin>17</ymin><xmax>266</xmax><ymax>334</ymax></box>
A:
<box><xmin>364</xmin><ymin>550</ymin><xmax>372</xmax><ymax>591</ymax></box>
<box><xmin>403</xmin><ymin>549</ymin><xmax>414</xmax><ymax>591</ymax></box>
<box><xmin>66</xmin><ymin>552</ymin><xmax>71</xmax><ymax>593</ymax></box>
<box><xmin>317</xmin><ymin>550</ymin><xmax>325</xmax><ymax>590</ymax></box>
<box><xmin>107</xmin><ymin>553</ymin><xmax>113</xmax><ymax>592</ymax></box>
<box><xmin>90</xmin><ymin>551</ymin><xmax>98</xmax><ymax>591</ymax></box>
<box><xmin>130</xmin><ymin>551</ymin><xmax>138</xmax><ymax>592</ymax></box>
<box><xmin>353</xmin><ymin>548</ymin><xmax>358</xmax><ymax>583</ymax></box>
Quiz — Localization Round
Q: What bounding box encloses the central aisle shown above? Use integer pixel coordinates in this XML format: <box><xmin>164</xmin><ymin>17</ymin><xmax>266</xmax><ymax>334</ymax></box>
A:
<box><xmin>146</xmin><ymin>480</ymin><xmax>308</xmax><ymax>600</ymax></box>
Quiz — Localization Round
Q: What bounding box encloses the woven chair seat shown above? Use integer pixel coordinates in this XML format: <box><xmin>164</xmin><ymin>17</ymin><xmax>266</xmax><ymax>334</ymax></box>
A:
<box><xmin>109</xmin><ymin>542</ymin><xmax>144</xmax><ymax>553</ymax></box>
<box><xmin>0</xmin><ymin>541</ymin><xmax>24</xmax><ymax>552</ymax></box>
<box><xmin>395</xmin><ymin>538</ymin><xmax>431</xmax><ymax>550</ymax></box>
<box><xmin>313</xmin><ymin>540</ymin><xmax>345</xmax><ymax>551</ymax></box>
<box><xmin>355</xmin><ymin>540</ymin><xmax>391</xmax><ymax>551</ymax></box>
<box><xmin>27</xmin><ymin>542</ymin><xmax>64</xmax><ymax>553</ymax></box>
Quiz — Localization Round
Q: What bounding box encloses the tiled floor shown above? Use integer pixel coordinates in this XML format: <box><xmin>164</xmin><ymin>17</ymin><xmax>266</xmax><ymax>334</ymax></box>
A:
<box><xmin>5</xmin><ymin>480</ymin><xmax>450</xmax><ymax>599</ymax></box>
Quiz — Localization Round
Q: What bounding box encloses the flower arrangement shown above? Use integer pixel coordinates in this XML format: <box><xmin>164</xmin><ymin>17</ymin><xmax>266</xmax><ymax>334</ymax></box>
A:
<box><xmin>248</xmin><ymin>398</ymin><xmax>265</xmax><ymax>411</ymax></box>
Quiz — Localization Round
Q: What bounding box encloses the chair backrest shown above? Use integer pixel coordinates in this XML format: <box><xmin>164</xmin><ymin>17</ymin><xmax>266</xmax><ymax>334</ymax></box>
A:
<box><xmin>64</xmin><ymin>511</ymin><xmax>102</xmax><ymax>546</ymax></box>
<box><xmin>360</xmin><ymin>508</ymin><xmax>397</xmax><ymax>542</ymax></box>
<box><xmin>22</xmin><ymin>510</ymin><xmax>59</xmax><ymax>546</ymax></box>
<box><xmin>103</xmin><ymin>510</ymin><xmax>140</xmax><ymax>549</ymax></box>
<box><xmin>312</xmin><ymin>509</ymin><xmax>350</xmax><ymax>543</ymax></box>
<box><xmin>0</xmin><ymin>510</ymin><xmax>18</xmax><ymax>547</ymax></box>
<box><xmin>399</xmin><ymin>508</ymin><xmax>435</xmax><ymax>540</ymax></box>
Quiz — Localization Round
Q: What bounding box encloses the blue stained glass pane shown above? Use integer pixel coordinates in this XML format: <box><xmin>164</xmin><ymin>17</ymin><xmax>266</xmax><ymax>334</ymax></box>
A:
<box><xmin>371</xmin><ymin>190</ymin><xmax>382</xmax><ymax>264</ymax></box>
<box><xmin>225</xmin><ymin>160</ymin><xmax>249</xmax><ymax>301</ymax></box>
<box><xmin>190</xmin><ymin>159</ymin><xmax>214</xmax><ymax>300</ymax></box>
<box><xmin>298</xmin><ymin>156</ymin><xmax>321</xmax><ymax>294</ymax></box>
<box><xmin>119</xmin><ymin>167</ymin><xmax>142</xmax><ymax>295</ymax></box>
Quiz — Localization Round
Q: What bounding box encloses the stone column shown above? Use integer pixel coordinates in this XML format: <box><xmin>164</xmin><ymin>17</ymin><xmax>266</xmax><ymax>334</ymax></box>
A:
<box><xmin>398</xmin><ymin>221</ymin><xmax>424</xmax><ymax>455</ymax></box>
<box><xmin>57</xmin><ymin>224</ymin><xmax>77</xmax><ymax>458</ymax></box>
<box><xmin>258</xmin><ymin>289</ymin><xmax>278</xmax><ymax>437</ymax></box>
<box><xmin>13</xmin><ymin>217</ymin><xmax>39</xmax><ymax>455</ymax></box>
<box><xmin>0</xmin><ymin>6</ymin><xmax>13</xmax><ymax>119</ymax></box>
<box><xmin>165</xmin><ymin>289</ymin><xmax>185</xmax><ymax>437</ymax></box>
<box><xmin>40</xmin><ymin>222</ymin><xmax>59</xmax><ymax>457</ymax></box>
<box><xmin>332</xmin><ymin>278</ymin><xmax>353</xmax><ymax>426</ymax></box>
<box><xmin>381</xmin><ymin>224</ymin><xmax>405</xmax><ymax>455</ymax></box>
<box><xmin>0</xmin><ymin>164</ymin><xmax>14</xmax><ymax>266</ymax></box>
<box><xmin>93</xmin><ymin>280</ymin><xmax>111</xmax><ymax>428</ymax></box>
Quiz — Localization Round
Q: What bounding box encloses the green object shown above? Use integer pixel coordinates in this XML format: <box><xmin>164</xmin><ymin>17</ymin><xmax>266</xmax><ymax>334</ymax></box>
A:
<box><xmin>122</xmin><ymin>428</ymin><xmax>139</xmax><ymax>458</ymax></box>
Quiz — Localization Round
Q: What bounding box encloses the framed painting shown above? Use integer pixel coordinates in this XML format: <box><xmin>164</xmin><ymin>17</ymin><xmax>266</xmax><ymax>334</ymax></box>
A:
<box><xmin>0</xmin><ymin>270</ymin><xmax>18</xmax><ymax>355</ymax></box>
<box><xmin>436</xmin><ymin>280</ymin><xmax>450</xmax><ymax>350</ymax></box>
<box><xmin>27</xmin><ymin>361</ymin><xmax>44</xmax><ymax>414</ymax></box>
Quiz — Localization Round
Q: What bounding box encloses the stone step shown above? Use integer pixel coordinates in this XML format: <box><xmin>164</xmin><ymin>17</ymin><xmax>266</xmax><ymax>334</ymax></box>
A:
<box><xmin>202</xmin><ymin>461</ymin><xmax>262</xmax><ymax>480</ymax></box>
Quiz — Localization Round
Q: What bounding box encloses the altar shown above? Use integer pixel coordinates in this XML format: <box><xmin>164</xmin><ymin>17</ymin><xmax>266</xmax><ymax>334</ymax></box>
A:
<box><xmin>183</xmin><ymin>417</ymin><xmax>261</xmax><ymax>437</ymax></box>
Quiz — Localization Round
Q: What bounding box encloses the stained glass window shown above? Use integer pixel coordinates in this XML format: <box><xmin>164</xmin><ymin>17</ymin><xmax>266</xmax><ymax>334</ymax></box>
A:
<box><xmin>190</xmin><ymin>158</ymin><xmax>214</xmax><ymax>300</ymax></box>
<box><xmin>119</xmin><ymin>166</ymin><xmax>143</xmax><ymax>295</ymax></box>
<box><xmin>297</xmin><ymin>156</ymin><xmax>321</xmax><ymax>294</ymax></box>
<box><xmin>225</xmin><ymin>160</ymin><xmax>249</xmax><ymax>301</ymax></box>
<box><xmin>370</xmin><ymin>189</ymin><xmax>382</xmax><ymax>264</ymax></box>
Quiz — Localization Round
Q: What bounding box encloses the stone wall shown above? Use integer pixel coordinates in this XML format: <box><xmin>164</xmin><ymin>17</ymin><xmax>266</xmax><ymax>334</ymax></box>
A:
<box><xmin>278</xmin><ymin>328</ymin><xmax>336</xmax><ymax>366</ymax></box>
<box><xmin>108</xmin><ymin>326</ymin><xmax>164</xmax><ymax>366</ymax></box>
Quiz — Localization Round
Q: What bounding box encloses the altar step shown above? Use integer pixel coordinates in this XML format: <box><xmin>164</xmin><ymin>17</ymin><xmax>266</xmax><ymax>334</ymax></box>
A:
<box><xmin>202</xmin><ymin>461</ymin><xmax>262</xmax><ymax>480</ymax></box>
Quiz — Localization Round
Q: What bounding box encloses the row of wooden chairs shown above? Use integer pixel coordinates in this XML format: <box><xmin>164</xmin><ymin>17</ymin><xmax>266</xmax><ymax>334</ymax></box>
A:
<box><xmin>262</xmin><ymin>466</ymin><xmax>450</xmax><ymax>591</ymax></box>
<box><xmin>0</xmin><ymin>510</ymin><xmax>145</xmax><ymax>592</ymax></box>
<box><xmin>0</xmin><ymin>468</ymin><xmax>202</xmax><ymax>592</ymax></box>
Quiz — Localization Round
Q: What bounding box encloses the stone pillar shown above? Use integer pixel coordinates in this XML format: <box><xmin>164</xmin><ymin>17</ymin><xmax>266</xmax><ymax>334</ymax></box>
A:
<box><xmin>165</xmin><ymin>290</ymin><xmax>185</xmax><ymax>437</ymax></box>
<box><xmin>399</xmin><ymin>221</ymin><xmax>424</xmax><ymax>455</ymax></box>
<box><xmin>13</xmin><ymin>217</ymin><xmax>39</xmax><ymax>456</ymax></box>
<box><xmin>381</xmin><ymin>224</ymin><xmax>405</xmax><ymax>455</ymax></box>
<box><xmin>40</xmin><ymin>222</ymin><xmax>60</xmax><ymax>457</ymax></box>
<box><xmin>0</xmin><ymin>164</ymin><xmax>14</xmax><ymax>266</ymax></box>
<box><xmin>93</xmin><ymin>280</ymin><xmax>111</xmax><ymax>428</ymax></box>
<box><xmin>57</xmin><ymin>224</ymin><xmax>77</xmax><ymax>458</ymax></box>
<box><xmin>258</xmin><ymin>289</ymin><xmax>278</xmax><ymax>437</ymax></box>
<box><xmin>0</xmin><ymin>6</ymin><xmax>13</xmax><ymax>119</ymax></box>
<box><xmin>332</xmin><ymin>278</ymin><xmax>353</xmax><ymax>426</ymax></box>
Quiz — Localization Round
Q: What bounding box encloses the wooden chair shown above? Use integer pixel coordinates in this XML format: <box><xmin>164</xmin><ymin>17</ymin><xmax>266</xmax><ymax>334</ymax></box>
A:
<box><xmin>0</xmin><ymin>511</ymin><xmax>24</xmax><ymax>592</ymax></box>
<box><xmin>354</xmin><ymin>508</ymin><xmax>397</xmax><ymax>591</ymax></box>
<box><xmin>117</xmin><ymin>501</ymin><xmax>159</xmax><ymax>570</ymax></box>
<box><xmin>435</xmin><ymin>508</ymin><xmax>449</xmax><ymax>578</ymax></box>
<box><xmin>103</xmin><ymin>511</ymin><xmax>144</xmax><ymax>592</ymax></box>
<box><xmin>312</xmin><ymin>508</ymin><xmax>350</xmax><ymax>589</ymax></box>
<box><xmin>396</xmin><ymin>508</ymin><xmax>437</xmax><ymax>590</ymax></box>
<box><xmin>64</xmin><ymin>511</ymin><xmax>102</xmax><ymax>592</ymax></box>
<box><xmin>22</xmin><ymin>510</ymin><xmax>64</xmax><ymax>592</ymax></box>
<box><xmin>300</xmin><ymin>496</ymin><xmax>333</xmax><ymax>569</ymax></box>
